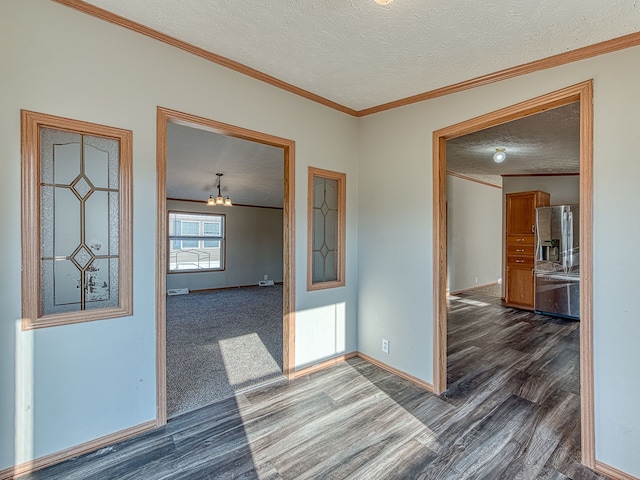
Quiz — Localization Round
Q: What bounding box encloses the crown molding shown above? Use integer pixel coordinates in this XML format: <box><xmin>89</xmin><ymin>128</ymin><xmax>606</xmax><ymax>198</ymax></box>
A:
<box><xmin>53</xmin><ymin>0</ymin><xmax>640</xmax><ymax>118</ymax></box>
<box><xmin>51</xmin><ymin>0</ymin><xmax>358</xmax><ymax>116</ymax></box>
<box><xmin>446</xmin><ymin>171</ymin><xmax>501</xmax><ymax>189</ymax></box>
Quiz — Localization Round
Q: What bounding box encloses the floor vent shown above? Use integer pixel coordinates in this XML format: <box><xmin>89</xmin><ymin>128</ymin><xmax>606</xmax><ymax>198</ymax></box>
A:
<box><xmin>167</xmin><ymin>288</ymin><xmax>189</xmax><ymax>296</ymax></box>
<box><xmin>258</xmin><ymin>280</ymin><xmax>274</xmax><ymax>287</ymax></box>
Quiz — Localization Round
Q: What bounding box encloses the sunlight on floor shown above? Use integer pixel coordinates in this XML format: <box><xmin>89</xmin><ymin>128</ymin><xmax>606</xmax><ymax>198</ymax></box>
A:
<box><xmin>450</xmin><ymin>297</ymin><xmax>490</xmax><ymax>307</ymax></box>
<box><xmin>236</xmin><ymin>361</ymin><xmax>442</xmax><ymax>479</ymax></box>
<box><xmin>219</xmin><ymin>333</ymin><xmax>282</xmax><ymax>391</ymax></box>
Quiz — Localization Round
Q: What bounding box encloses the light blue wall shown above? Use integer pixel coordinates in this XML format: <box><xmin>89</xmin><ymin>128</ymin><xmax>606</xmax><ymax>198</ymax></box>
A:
<box><xmin>0</xmin><ymin>0</ymin><xmax>358</xmax><ymax>470</ymax></box>
<box><xmin>358</xmin><ymin>47</ymin><xmax>640</xmax><ymax>477</ymax></box>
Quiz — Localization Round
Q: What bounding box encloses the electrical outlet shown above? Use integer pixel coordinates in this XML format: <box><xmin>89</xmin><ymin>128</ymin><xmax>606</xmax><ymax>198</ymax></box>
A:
<box><xmin>475</xmin><ymin>276</ymin><xmax>478</xmax><ymax>284</ymax></box>
<box><xmin>264</xmin><ymin>274</ymin><xmax>268</xmax><ymax>280</ymax></box>
<box><xmin>382</xmin><ymin>338</ymin><xmax>389</xmax><ymax>354</ymax></box>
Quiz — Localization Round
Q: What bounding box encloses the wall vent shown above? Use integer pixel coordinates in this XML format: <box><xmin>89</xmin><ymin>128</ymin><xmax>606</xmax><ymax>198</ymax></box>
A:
<box><xmin>167</xmin><ymin>288</ymin><xmax>189</xmax><ymax>296</ymax></box>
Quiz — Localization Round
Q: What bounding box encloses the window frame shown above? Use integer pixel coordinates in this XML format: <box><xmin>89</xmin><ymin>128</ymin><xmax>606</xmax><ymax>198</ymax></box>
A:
<box><xmin>167</xmin><ymin>210</ymin><xmax>226</xmax><ymax>273</ymax></box>
<box><xmin>307</xmin><ymin>167</ymin><xmax>346</xmax><ymax>291</ymax></box>
<box><xmin>21</xmin><ymin>110</ymin><xmax>133</xmax><ymax>330</ymax></box>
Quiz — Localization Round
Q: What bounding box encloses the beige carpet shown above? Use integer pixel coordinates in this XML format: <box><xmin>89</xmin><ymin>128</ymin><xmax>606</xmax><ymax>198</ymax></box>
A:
<box><xmin>166</xmin><ymin>285</ymin><xmax>285</xmax><ymax>418</ymax></box>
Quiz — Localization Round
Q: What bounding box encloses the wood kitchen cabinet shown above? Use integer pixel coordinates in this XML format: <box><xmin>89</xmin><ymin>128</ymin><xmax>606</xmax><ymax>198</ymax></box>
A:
<box><xmin>504</xmin><ymin>190</ymin><xmax>550</xmax><ymax>310</ymax></box>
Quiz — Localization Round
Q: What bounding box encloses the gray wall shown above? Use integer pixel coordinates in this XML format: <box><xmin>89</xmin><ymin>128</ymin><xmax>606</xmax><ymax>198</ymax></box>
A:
<box><xmin>358</xmin><ymin>47</ymin><xmax>640</xmax><ymax>476</ymax></box>
<box><xmin>503</xmin><ymin>175</ymin><xmax>580</xmax><ymax>204</ymax></box>
<box><xmin>446</xmin><ymin>176</ymin><xmax>502</xmax><ymax>293</ymax></box>
<box><xmin>1</xmin><ymin>0</ymin><xmax>358</xmax><ymax>470</ymax></box>
<box><xmin>166</xmin><ymin>200</ymin><xmax>283</xmax><ymax>291</ymax></box>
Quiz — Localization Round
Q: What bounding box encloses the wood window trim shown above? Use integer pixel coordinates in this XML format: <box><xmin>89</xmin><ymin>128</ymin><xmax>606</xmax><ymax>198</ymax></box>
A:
<box><xmin>307</xmin><ymin>167</ymin><xmax>346</xmax><ymax>291</ymax></box>
<box><xmin>166</xmin><ymin>210</ymin><xmax>227</xmax><ymax>274</ymax></box>
<box><xmin>21</xmin><ymin>110</ymin><xmax>133</xmax><ymax>330</ymax></box>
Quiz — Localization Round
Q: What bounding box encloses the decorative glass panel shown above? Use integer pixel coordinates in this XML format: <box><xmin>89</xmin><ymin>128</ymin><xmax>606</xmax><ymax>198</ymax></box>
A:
<box><xmin>85</xmin><ymin>191</ymin><xmax>110</xmax><ymax>254</ymax></box>
<box><xmin>308</xmin><ymin>168</ymin><xmax>345</xmax><ymax>289</ymax></box>
<box><xmin>22</xmin><ymin>110</ymin><xmax>132</xmax><ymax>330</ymax></box>
<box><xmin>311</xmin><ymin>177</ymin><xmax>339</xmax><ymax>282</ymax></box>
<box><xmin>84</xmin><ymin>142</ymin><xmax>109</xmax><ymax>189</ymax></box>
<box><xmin>39</xmin><ymin>128</ymin><xmax>120</xmax><ymax>316</ymax></box>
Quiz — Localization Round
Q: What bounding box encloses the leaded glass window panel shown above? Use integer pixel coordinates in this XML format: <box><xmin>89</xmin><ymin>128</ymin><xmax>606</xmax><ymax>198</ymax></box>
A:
<box><xmin>39</xmin><ymin>128</ymin><xmax>121</xmax><ymax>315</ymax></box>
<box><xmin>307</xmin><ymin>168</ymin><xmax>346</xmax><ymax>290</ymax></box>
<box><xmin>21</xmin><ymin>111</ymin><xmax>132</xmax><ymax>329</ymax></box>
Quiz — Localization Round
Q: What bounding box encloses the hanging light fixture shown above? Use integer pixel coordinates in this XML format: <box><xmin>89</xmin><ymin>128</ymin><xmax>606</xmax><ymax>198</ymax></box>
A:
<box><xmin>493</xmin><ymin>148</ymin><xmax>507</xmax><ymax>163</ymax></box>
<box><xmin>207</xmin><ymin>173</ymin><xmax>232</xmax><ymax>206</ymax></box>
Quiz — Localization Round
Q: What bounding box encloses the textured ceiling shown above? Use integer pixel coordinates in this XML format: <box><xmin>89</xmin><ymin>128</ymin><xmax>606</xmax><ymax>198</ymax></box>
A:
<box><xmin>166</xmin><ymin>123</ymin><xmax>284</xmax><ymax>208</ymax></box>
<box><xmin>167</xmin><ymin>103</ymin><xmax>578</xmax><ymax>206</ymax></box>
<box><xmin>103</xmin><ymin>1</ymin><xmax>588</xmax><ymax>198</ymax></box>
<box><xmin>446</xmin><ymin>102</ymin><xmax>580</xmax><ymax>186</ymax></box>
<box><xmin>82</xmin><ymin>0</ymin><xmax>640</xmax><ymax>111</ymax></box>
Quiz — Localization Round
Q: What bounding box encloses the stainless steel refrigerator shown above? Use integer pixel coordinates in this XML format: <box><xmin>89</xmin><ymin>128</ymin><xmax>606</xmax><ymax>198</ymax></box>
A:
<box><xmin>534</xmin><ymin>205</ymin><xmax>580</xmax><ymax>320</ymax></box>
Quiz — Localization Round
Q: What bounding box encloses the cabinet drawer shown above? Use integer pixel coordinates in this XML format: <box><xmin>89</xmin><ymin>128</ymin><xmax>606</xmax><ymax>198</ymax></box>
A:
<box><xmin>507</xmin><ymin>256</ymin><xmax>534</xmax><ymax>267</ymax></box>
<box><xmin>507</xmin><ymin>234</ymin><xmax>534</xmax><ymax>246</ymax></box>
<box><xmin>507</xmin><ymin>244</ymin><xmax>534</xmax><ymax>256</ymax></box>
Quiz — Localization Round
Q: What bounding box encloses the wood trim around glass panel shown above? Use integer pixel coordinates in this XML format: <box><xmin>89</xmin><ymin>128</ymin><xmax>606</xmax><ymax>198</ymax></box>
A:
<box><xmin>307</xmin><ymin>167</ymin><xmax>346</xmax><ymax>291</ymax></box>
<box><xmin>21</xmin><ymin>110</ymin><xmax>133</xmax><ymax>330</ymax></box>
<box><xmin>432</xmin><ymin>80</ymin><xmax>595</xmax><ymax>468</ymax></box>
<box><xmin>156</xmin><ymin>107</ymin><xmax>296</xmax><ymax>426</ymax></box>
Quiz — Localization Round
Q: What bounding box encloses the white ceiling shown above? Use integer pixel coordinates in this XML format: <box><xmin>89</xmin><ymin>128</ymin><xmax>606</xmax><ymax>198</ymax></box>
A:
<box><xmin>82</xmin><ymin>0</ymin><xmax>640</xmax><ymax>111</ymax></box>
<box><xmin>166</xmin><ymin>123</ymin><xmax>284</xmax><ymax>208</ymax></box>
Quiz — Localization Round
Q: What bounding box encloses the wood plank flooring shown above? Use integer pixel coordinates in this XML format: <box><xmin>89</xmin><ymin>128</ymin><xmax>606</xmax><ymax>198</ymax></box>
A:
<box><xmin>23</xmin><ymin>292</ymin><xmax>607</xmax><ymax>479</ymax></box>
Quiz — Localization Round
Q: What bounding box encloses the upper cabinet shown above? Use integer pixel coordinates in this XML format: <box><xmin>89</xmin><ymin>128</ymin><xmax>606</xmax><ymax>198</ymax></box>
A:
<box><xmin>506</xmin><ymin>190</ymin><xmax>550</xmax><ymax>235</ymax></box>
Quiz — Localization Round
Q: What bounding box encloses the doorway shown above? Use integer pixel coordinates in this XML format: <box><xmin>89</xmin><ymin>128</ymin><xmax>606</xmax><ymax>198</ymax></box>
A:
<box><xmin>432</xmin><ymin>81</ymin><xmax>595</xmax><ymax>467</ymax></box>
<box><xmin>155</xmin><ymin>107</ymin><xmax>296</xmax><ymax>425</ymax></box>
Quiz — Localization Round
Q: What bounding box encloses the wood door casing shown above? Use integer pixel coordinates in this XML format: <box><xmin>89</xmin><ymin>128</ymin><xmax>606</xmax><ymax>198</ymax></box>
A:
<box><xmin>433</xmin><ymin>81</ymin><xmax>595</xmax><ymax>469</ymax></box>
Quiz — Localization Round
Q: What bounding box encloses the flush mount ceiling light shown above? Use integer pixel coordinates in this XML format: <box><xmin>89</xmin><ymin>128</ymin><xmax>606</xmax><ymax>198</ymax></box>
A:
<box><xmin>493</xmin><ymin>148</ymin><xmax>507</xmax><ymax>163</ymax></box>
<box><xmin>374</xmin><ymin>0</ymin><xmax>393</xmax><ymax>4</ymax></box>
<box><xmin>207</xmin><ymin>173</ymin><xmax>232</xmax><ymax>206</ymax></box>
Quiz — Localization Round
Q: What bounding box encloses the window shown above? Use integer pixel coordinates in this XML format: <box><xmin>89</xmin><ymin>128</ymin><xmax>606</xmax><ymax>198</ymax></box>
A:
<box><xmin>307</xmin><ymin>167</ymin><xmax>346</xmax><ymax>290</ymax></box>
<box><xmin>180</xmin><ymin>221</ymin><xmax>200</xmax><ymax>248</ymax></box>
<box><xmin>168</xmin><ymin>212</ymin><xmax>225</xmax><ymax>272</ymax></box>
<box><xmin>21</xmin><ymin>111</ymin><xmax>133</xmax><ymax>329</ymax></box>
<box><xmin>203</xmin><ymin>222</ymin><xmax>221</xmax><ymax>248</ymax></box>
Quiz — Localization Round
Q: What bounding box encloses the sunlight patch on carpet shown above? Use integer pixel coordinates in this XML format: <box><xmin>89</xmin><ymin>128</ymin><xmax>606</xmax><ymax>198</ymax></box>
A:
<box><xmin>219</xmin><ymin>333</ymin><xmax>283</xmax><ymax>390</ymax></box>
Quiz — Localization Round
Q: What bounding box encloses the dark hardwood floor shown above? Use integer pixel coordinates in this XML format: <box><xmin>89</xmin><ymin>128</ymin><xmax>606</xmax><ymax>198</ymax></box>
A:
<box><xmin>23</xmin><ymin>292</ymin><xmax>606</xmax><ymax>479</ymax></box>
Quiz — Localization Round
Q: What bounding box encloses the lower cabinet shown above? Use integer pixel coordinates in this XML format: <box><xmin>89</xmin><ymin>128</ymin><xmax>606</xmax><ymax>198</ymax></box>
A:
<box><xmin>505</xmin><ymin>265</ymin><xmax>534</xmax><ymax>309</ymax></box>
